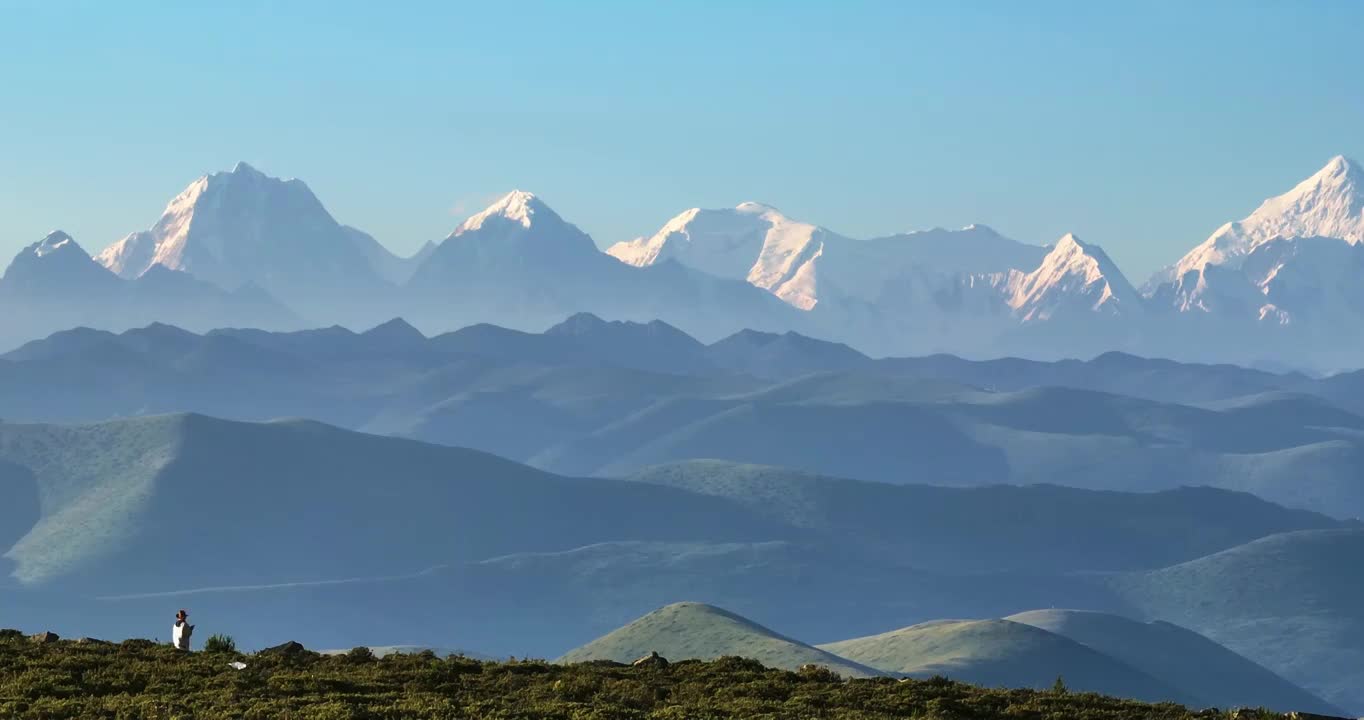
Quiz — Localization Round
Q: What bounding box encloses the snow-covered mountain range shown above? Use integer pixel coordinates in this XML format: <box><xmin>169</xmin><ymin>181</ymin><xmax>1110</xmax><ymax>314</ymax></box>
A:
<box><xmin>2</xmin><ymin>156</ymin><xmax>1361</xmax><ymax>367</ymax></box>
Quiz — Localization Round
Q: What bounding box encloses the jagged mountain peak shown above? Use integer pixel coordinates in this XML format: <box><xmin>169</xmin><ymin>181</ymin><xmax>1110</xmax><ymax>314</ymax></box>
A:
<box><xmin>94</xmin><ymin>162</ymin><xmax>389</xmax><ymax>306</ymax></box>
<box><xmin>452</xmin><ymin>190</ymin><xmax>555</xmax><ymax>236</ymax></box>
<box><xmin>1154</xmin><ymin>154</ymin><xmax>1364</xmax><ymax>295</ymax></box>
<box><xmin>1053</xmin><ymin>232</ymin><xmax>1087</xmax><ymax>253</ymax></box>
<box><xmin>1316</xmin><ymin>154</ymin><xmax>1362</xmax><ymax>182</ymax></box>
<box><xmin>607</xmin><ymin>201</ymin><xmax>832</xmax><ymax>311</ymax></box>
<box><xmin>2</xmin><ymin>230</ymin><xmax>122</xmax><ymax>296</ymax></box>
<box><xmin>1006</xmin><ymin>233</ymin><xmax>1140</xmax><ymax>322</ymax></box>
<box><xmin>1251</xmin><ymin>154</ymin><xmax>1364</xmax><ymax>226</ymax></box>
<box><xmin>229</xmin><ymin>160</ymin><xmax>264</xmax><ymax>176</ymax></box>
<box><xmin>33</xmin><ymin>230</ymin><xmax>78</xmax><ymax>257</ymax></box>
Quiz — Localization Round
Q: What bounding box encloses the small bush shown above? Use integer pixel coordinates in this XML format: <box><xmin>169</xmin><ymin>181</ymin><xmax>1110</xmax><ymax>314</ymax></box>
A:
<box><xmin>345</xmin><ymin>646</ymin><xmax>375</xmax><ymax>663</ymax></box>
<box><xmin>203</xmin><ymin>634</ymin><xmax>236</xmax><ymax>654</ymax></box>
<box><xmin>797</xmin><ymin>664</ymin><xmax>843</xmax><ymax>683</ymax></box>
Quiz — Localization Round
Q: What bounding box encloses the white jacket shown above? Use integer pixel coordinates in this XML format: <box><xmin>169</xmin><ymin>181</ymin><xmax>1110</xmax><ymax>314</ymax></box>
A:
<box><xmin>172</xmin><ymin>621</ymin><xmax>193</xmax><ymax>651</ymax></box>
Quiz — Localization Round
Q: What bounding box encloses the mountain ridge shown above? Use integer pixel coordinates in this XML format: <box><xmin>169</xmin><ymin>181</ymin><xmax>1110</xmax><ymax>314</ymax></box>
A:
<box><xmin>5</xmin><ymin>155</ymin><xmax>1364</xmax><ymax>366</ymax></box>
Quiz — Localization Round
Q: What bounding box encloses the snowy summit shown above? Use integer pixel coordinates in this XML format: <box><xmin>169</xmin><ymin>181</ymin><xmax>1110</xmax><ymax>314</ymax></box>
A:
<box><xmin>451</xmin><ymin>190</ymin><xmax>547</xmax><ymax>236</ymax></box>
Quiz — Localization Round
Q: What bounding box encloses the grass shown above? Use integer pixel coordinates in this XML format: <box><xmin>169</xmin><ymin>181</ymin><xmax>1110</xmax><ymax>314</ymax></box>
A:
<box><xmin>0</xmin><ymin>631</ymin><xmax>1301</xmax><ymax>720</ymax></box>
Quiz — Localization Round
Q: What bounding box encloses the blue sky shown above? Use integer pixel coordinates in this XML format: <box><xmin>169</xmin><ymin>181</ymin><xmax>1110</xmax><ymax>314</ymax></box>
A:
<box><xmin>2</xmin><ymin>0</ymin><xmax>1360</xmax><ymax>280</ymax></box>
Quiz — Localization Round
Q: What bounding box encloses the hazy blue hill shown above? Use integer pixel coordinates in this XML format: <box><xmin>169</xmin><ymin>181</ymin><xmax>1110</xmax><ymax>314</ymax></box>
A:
<box><xmin>581</xmin><ymin>400</ymin><xmax>1014</xmax><ymax>485</ymax></box>
<box><xmin>4</xmin><ymin>327</ymin><xmax>121</xmax><ymax>362</ymax></box>
<box><xmin>367</xmin><ymin>363</ymin><xmax>755</xmax><ymax>461</ymax></box>
<box><xmin>559</xmin><ymin>602</ymin><xmax>883</xmax><ymax>677</ymax></box>
<box><xmin>819</xmin><ymin>619</ymin><xmax>1201</xmax><ymax>706</ymax></box>
<box><xmin>871</xmin><ymin>351</ymin><xmax>1299</xmax><ymax>407</ymax></box>
<box><xmin>551</xmin><ymin>383</ymin><xmax>1364</xmax><ymax>519</ymax></box>
<box><xmin>542</xmin><ymin>313</ymin><xmax>718</xmax><ymax>375</ymax></box>
<box><xmin>425</xmin><ymin>313</ymin><xmax>722</xmax><ymax>377</ymax></box>
<box><xmin>209</xmin><ymin>324</ymin><xmax>383</xmax><ymax>360</ymax></box>
<box><xmin>1006</xmin><ymin>609</ymin><xmax>1343</xmax><ymax>715</ymax></box>
<box><xmin>622</xmin><ymin>460</ymin><xmax>1345</xmax><ymax>572</ymax></box>
<box><xmin>1107</xmin><ymin>529</ymin><xmax>1364</xmax><ymax>713</ymax></box>
<box><xmin>704</xmin><ymin>329</ymin><xmax>870</xmax><ymax>380</ymax></box>
<box><xmin>0</xmin><ymin>414</ymin><xmax>791</xmax><ymax>593</ymax></box>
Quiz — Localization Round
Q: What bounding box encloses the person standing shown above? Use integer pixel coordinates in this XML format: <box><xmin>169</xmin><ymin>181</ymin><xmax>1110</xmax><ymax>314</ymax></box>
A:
<box><xmin>172</xmin><ymin>609</ymin><xmax>194</xmax><ymax>651</ymax></box>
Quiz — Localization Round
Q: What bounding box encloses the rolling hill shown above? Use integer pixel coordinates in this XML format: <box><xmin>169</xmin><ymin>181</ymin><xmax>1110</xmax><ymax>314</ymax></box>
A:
<box><xmin>0</xmin><ymin>413</ymin><xmax>790</xmax><ymax>592</ymax></box>
<box><xmin>558</xmin><ymin>602</ymin><xmax>882</xmax><ymax>677</ymax></box>
<box><xmin>1107</xmin><ymin>529</ymin><xmax>1364</xmax><ymax>713</ymax></box>
<box><xmin>819</xmin><ymin>619</ymin><xmax>1199</xmax><ymax>706</ymax></box>
<box><xmin>541</xmin><ymin>384</ymin><xmax>1364</xmax><ymax>520</ymax></box>
<box><xmin>622</xmin><ymin>460</ymin><xmax>1345</xmax><ymax>572</ymax></box>
<box><xmin>1006</xmin><ymin>609</ymin><xmax>1343</xmax><ymax>715</ymax></box>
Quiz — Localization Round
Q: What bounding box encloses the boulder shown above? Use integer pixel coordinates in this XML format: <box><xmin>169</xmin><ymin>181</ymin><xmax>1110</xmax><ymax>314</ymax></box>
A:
<box><xmin>259</xmin><ymin>640</ymin><xmax>309</xmax><ymax>657</ymax></box>
<box><xmin>29</xmin><ymin>631</ymin><xmax>59</xmax><ymax>644</ymax></box>
<box><xmin>632</xmin><ymin>651</ymin><xmax>669</xmax><ymax>668</ymax></box>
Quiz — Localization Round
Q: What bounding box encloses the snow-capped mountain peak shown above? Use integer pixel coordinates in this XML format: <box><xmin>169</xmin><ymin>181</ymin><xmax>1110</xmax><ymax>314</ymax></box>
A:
<box><xmin>33</xmin><ymin>230</ymin><xmax>76</xmax><ymax>257</ymax></box>
<box><xmin>94</xmin><ymin>163</ymin><xmax>392</xmax><ymax>308</ymax></box>
<box><xmin>452</xmin><ymin>190</ymin><xmax>550</xmax><ymax>236</ymax></box>
<box><xmin>606</xmin><ymin>200</ymin><xmax>830</xmax><ymax>310</ymax></box>
<box><xmin>1005</xmin><ymin>233</ymin><xmax>1140</xmax><ymax>321</ymax></box>
<box><xmin>1154</xmin><ymin>155</ymin><xmax>1364</xmax><ymax>291</ymax></box>
<box><xmin>2</xmin><ymin>230</ymin><xmax>122</xmax><ymax>296</ymax></box>
<box><xmin>734</xmin><ymin>201</ymin><xmax>784</xmax><ymax>217</ymax></box>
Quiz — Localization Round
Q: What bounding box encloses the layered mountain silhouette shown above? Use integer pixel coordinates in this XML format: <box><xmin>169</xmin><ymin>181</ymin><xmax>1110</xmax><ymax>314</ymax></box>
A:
<box><xmin>4</xmin><ymin>316</ymin><xmax>1364</xmax><ymax>520</ymax></box>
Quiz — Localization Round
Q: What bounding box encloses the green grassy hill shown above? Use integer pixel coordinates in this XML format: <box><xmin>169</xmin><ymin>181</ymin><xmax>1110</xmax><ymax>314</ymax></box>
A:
<box><xmin>558</xmin><ymin>602</ymin><xmax>882</xmax><ymax>678</ymax></box>
<box><xmin>819</xmin><ymin>619</ymin><xmax>1202</xmax><ymax>707</ymax></box>
<box><xmin>1107</xmin><ymin>529</ymin><xmax>1364</xmax><ymax>714</ymax></box>
<box><xmin>1006</xmin><ymin>609</ymin><xmax>1343</xmax><ymax>716</ymax></box>
<box><xmin>0</xmin><ymin>413</ymin><xmax>789</xmax><ymax>591</ymax></box>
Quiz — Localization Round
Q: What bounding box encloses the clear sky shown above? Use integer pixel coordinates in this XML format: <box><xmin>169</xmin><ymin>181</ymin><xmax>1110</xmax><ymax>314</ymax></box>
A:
<box><xmin>2</xmin><ymin>0</ymin><xmax>1361</xmax><ymax>281</ymax></box>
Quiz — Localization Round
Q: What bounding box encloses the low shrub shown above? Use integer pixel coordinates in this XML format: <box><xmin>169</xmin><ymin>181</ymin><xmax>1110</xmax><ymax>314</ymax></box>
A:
<box><xmin>203</xmin><ymin>634</ymin><xmax>237</xmax><ymax>654</ymax></box>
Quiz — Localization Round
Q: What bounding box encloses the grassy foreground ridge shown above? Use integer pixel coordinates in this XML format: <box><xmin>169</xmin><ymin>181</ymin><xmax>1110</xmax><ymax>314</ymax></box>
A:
<box><xmin>0</xmin><ymin>632</ymin><xmax>1316</xmax><ymax>720</ymax></box>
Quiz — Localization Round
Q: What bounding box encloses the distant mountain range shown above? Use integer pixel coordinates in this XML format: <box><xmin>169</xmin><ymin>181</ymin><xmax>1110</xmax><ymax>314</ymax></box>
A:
<box><xmin>4</xmin><ymin>157</ymin><xmax>1364</xmax><ymax>367</ymax></box>
<box><xmin>4</xmin><ymin>315</ymin><xmax>1362</xmax><ymax>521</ymax></box>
